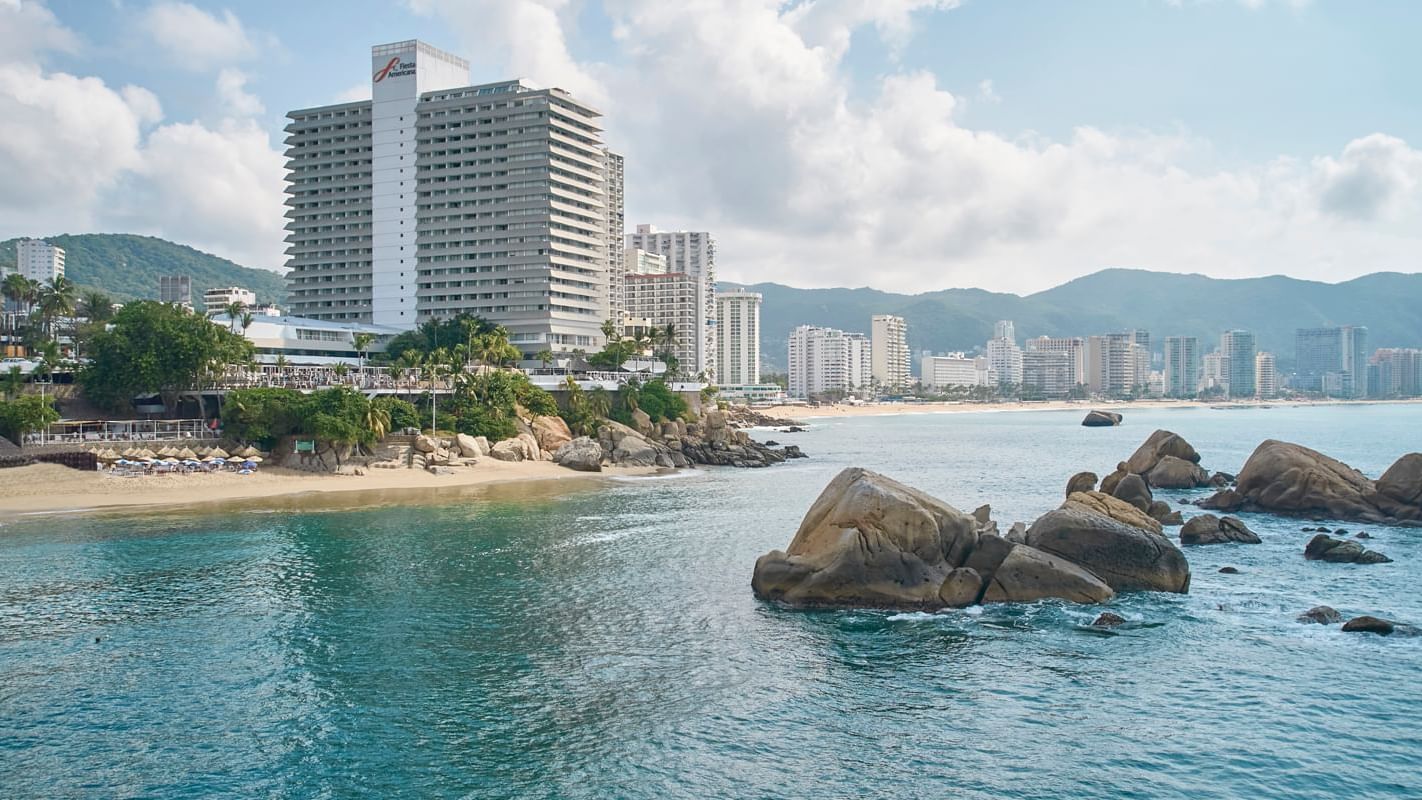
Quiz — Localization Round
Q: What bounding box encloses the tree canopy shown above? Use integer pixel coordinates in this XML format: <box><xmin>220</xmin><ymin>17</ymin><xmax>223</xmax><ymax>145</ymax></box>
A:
<box><xmin>80</xmin><ymin>301</ymin><xmax>253</xmax><ymax>413</ymax></box>
<box><xmin>0</xmin><ymin>395</ymin><xmax>60</xmax><ymax>446</ymax></box>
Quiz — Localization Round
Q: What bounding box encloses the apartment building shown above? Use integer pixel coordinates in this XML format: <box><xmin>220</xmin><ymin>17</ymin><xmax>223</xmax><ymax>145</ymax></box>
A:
<box><xmin>788</xmin><ymin>325</ymin><xmax>870</xmax><ymax>399</ymax></box>
<box><xmin>870</xmin><ymin>314</ymin><xmax>909</xmax><ymax>391</ymax></box>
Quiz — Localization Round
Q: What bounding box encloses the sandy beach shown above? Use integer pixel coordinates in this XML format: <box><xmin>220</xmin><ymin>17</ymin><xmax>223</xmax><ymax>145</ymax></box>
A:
<box><xmin>755</xmin><ymin>397</ymin><xmax>1422</xmax><ymax>421</ymax></box>
<box><xmin>0</xmin><ymin>461</ymin><xmax>660</xmax><ymax>519</ymax></box>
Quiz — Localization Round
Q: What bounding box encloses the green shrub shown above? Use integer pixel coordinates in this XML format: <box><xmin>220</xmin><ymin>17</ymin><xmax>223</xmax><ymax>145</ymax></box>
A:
<box><xmin>0</xmin><ymin>395</ymin><xmax>59</xmax><ymax>446</ymax></box>
<box><xmin>373</xmin><ymin>396</ymin><xmax>420</xmax><ymax>432</ymax></box>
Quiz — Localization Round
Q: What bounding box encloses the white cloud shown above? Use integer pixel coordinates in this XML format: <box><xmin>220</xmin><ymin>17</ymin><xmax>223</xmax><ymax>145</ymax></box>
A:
<box><xmin>407</xmin><ymin>0</ymin><xmax>1421</xmax><ymax>293</ymax></box>
<box><xmin>216</xmin><ymin>67</ymin><xmax>263</xmax><ymax>116</ymax></box>
<box><xmin>0</xmin><ymin>0</ymin><xmax>80</xmax><ymax>62</ymax></box>
<box><xmin>139</xmin><ymin>1</ymin><xmax>258</xmax><ymax>69</ymax></box>
<box><xmin>977</xmin><ymin>78</ymin><xmax>1000</xmax><ymax>104</ymax></box>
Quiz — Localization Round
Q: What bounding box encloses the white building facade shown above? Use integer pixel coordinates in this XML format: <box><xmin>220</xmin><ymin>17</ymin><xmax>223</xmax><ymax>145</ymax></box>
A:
<box><xmin>870</xmin><ymin>314</ymin><xmax>910</xmax><ymax>392</ymax></box>
<box><xmin>1255</xmin><ymin>351</ymin><xmax>1279</xmax><ymax>399</ymax></box>
<box><xmin>1025</xmin><ymin>336</ymin><xmax>1085</xmax><ymax>387</ymax></box>
<box><xmin>284</xmin><ymin>40</ymin><xmax>613</xmax><ymax>357</ymax></box>
<box><xmin>627</xmin><ymin>225</ymin><xmax>716</xmax><ymax>379</ymax></box>
<box><xmin>16</xmin><ymin>239</ymin><xmax>64</xmax><ymax>283</ymax></box>
<box><xmin>920</xmin><ymin>354</ymin><xmax>989</xmax><ymax>391</ymax></box>
<box><xmin>624</xmin><ymin>271</ymin><xmax>706</xmax><ymax>378</ymax></box>
<box><xmin>986</xmin><ymin>337</ymin><xmax>1023</xmax><ymax>387</ymax></box>
<box><xmin>204</xmin><ymin>286</ymin><xmax>258</xmax><ymax>316</ymax></box>
<box><xmin>716</xmin><ymin>289</ymin><xmax>761</xmax><ymax>386</ymax></box>
<box><xmin>1163</xmin><ymin>336</ymin><xmax>1200</xmax><ymax>398</ymax></box>
<box><xmin>788</xmin><ymin>325</ymin><xmax>869</xmax><ymax>399</ymax></box>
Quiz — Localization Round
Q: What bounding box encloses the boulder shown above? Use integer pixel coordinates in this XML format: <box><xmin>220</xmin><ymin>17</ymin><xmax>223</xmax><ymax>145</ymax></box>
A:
<box><xmin>413</xmin><ymin>434</ymin><xmax>437</xmax><ymax>453</ymax></box>
<box><xmin>1147</xmin><ymin>456</ymin><xmax>1211</xmax><ymax>490</ymax></box>
<box><xmin>1198</xmin><ymin>488</ymin><xmax>1245</xmax><ymax>513</ymax></box>
<box><xmin>1303</xmin><ymin>533</ymin><xmax>1392</xmax><ymax>564</ymax></box>
<box><xmin>1179</xmin><ymin>514</ymin><xmax>1261</xmax><ymax>545</ymax></box>
<box><xmin>1082</xmin><ymin>410</ymin><xmax>1123</xmax><ymax>427</ymax></box>
<box><xmin>938</xmin><ymin>568</ymin><xmax>985</xmax><ymax>608</ymax></box>
<box><xmin>980</xmin><ymin>545</ymin><xmax>1114</xmax><ymax>605</ymax></box>
<box><xmin>751</xmin><ymin>468</ymin><xmax>980</xmax><ymax>609</ymax></box>
<box><xmin>532</xmin><ymin>415</ymin><xmax>573</xmax><ymax>454</ymax></box>
<box><xmin>1201</xmin><ymin>440</ymin><xmax>1381</xmax><ymax>521</ymax></box>
<box><xmin>1218</xmin><ymin>566</ymin><xmax>1240</xmax><ymax>574</ymax></box>
<box><xmin>489</xmin><ymin>439</ymin><xmax>525</xmax><ymax>462</ymax></box>
<box><xmin>1092</xmin><ymin>612</ymin><xmax>1127</xmax><ymax>627</ymax></box>
<box><xmin>1341</xmin><ymin>616</ymin><xmax>1421</xmax><ymax>636</ymax></box>
<box><xmin>1066</xmin><ymin>471</ymin><xmax>1098</xmax><ymax>497</ymax></box>
<box><xmin>631</xmin><ymin>408</ymin><xmax>654</xmax><ymax>435</ymax></box>
<box><xmin>1064</xmin><ymin>491</ymin><xmax>1163</xmax><ymax>535</ymax></box>
<box><xmin>473</xmin><ymin>436</ymin><xmax>491</xmax><ymax>456</ymax></box>
<box><xmin>1297</xmin><ymin>605</ymin><xmax>1342</xmax><ymax>624</ymax></box>
<box><xmin>1125</xmin><ymin>430</ymin><xmax>1202</xmax><ymax>475</ymax></box>
<box><xmin>1026</xmin><ymin>506</ymin><xmax>1191</xmax><ymax>594</ymax></box>
<box><xmin>454</xmin><ymin>433</ymin><xmax>481</xmax><ymax>458</ymax></box>
<box><xmin>514</xmin><ymin>432</ymin><xmax>542</xmax><ymax>461</ymax></box>
<box><xmin>554</xmin><ymin>437</ymin><xmax>604</xmax><ymax>472</ymax></box>
<box><xmin>1371</xmin><ymin>453</ymin><xmax>1422</xmax><ymax>520</ymax></box>
<box><xmin>1112</xmin><ymin>473</ymin><xmax>1153</xmax><ymax>512</ymax></box>
<box><xmin>1100</xmin><ymin>463</ymin><xmax>1129</xmax><ymax>496</ymax></box>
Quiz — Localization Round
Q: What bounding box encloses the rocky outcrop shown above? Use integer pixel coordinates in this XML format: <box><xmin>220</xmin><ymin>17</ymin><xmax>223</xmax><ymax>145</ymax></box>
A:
<box><xmin>1147</xmin><ymin>456</ymin><xmax>1211</xmax><ymax>490</ymax></box>
<box><xmin>1297</xmin><ymin>605</ymin><xmax>1343</xmax><ymax>624</ymax></box>
<box><xmin>1066</xmin><ymin>471</ymin><xmax>1098</xmax><ymax>496</ymax></box>
<box><xmin>1082</xmin><ymin>410</ymin><xmax>1123</xmax><ymax>427</ymax></box>
<box><xmin>489</xmin><ymin>439</ymin><xmax>526</xmax><ymax>462</ymax></box>
<box><xmin>725</xmin><ymin>405</ymin><xmax>804</xmax><ymax>429</ymax></box>
<box><xmin>1064</xmin><ymin>491</ymin><xmax>1163</xmax><ymax>535</ymax></box>
<box><xmin>596</xmin><ymin>420</ymin><xmax>692</xmax><ymax>469</ymax></box>
<box><xmin>1092</xmin><ymin>612</ymin><xmax>1127</xmax><ymax>627</ymax></box>
<box><xmin>554</xmin><ymin>437</ymin><xmax>604</xmax><ymax>472</ymax></box>
<box><xmin>454</xmin><ymin>433</ymin><xmax>483</xmax><ymax>458</ymax></box>
<box><xmin>531</xmin><ymin>415</ymin><xmax>573</xmax><ymax>454</ymax></box>
<box><xmin>1200</xmin><ymin>440</ymin><xmax>1422</xmax><ymax>524</ymax></box>
<box><xmin>413</xmin><ymin>434</ymin><xmax>437</xmax><ymax>454</ymax></box>
<box><xmin>1341</xmin><ymin>616</ymin><xmax>1420</xmax><ymax>636</ymax></box>
<box><xmin>1124</xmin><ymin>430</ymin><xmax>1212</xmax><ymax>489</ymax></box>
<box><xmin>751</xmin><ymin>468</ymin><xmax>1115</xmax><ymax>610</ymax></box>
<box><xmin>1179</xmin><ymin>514</ymin><xmax>1261</xmax><ymax>545</ymax></box>
<box><xmin>1112</xmin><ymin>473</ymin><xmax>1153</xmax><ymax>512</ymax></box>
<box><xmin>1026</xmin><ymin>505</ymin><xmax>1190</xmax><ymax>594</ymax></box>
<box><xmin>1303</xmin><ymin>533</ymin><xmax>1392</xmax><ymax>564</ymax></box>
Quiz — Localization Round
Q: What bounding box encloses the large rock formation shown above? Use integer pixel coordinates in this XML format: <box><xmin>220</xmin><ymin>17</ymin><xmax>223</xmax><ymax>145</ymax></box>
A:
<box><xmin>1111</xmin><ymin>473</ymin><xmax>1153</xmax><ymax>512</ymax></box>
<box><xmin>1064</xmin><ymin>491</ymin><xmax>1163</xmax><ymax>535</ymax></box>
<box><xmin>1303</xmin><ymin>533</ymin><xmax>1392</xmax><ymax>564</ymax></box>
<box><xmin>1341</xmin><ymin>616</ymin><xmax>1420</xmax><ymax>636</ymax></box>
<box><xmin>1125</xmin><ymin>430</ymin><xmax>1212</xmax><ymax>489</ymax></box>
<box><xmin>1065</xmin><ymin>472</ymin><xmax>1098</xmax><ymax>496</ymax></box>
<box><xmin>554</xmin><ymin>437</ymin><xmax>604</xmax><ymax>472</ymax></box>
<box><xmin>1200</xmin><ymin>440</ymin><xmax>1422</xmax><ymax>524</ymax></box>
<box><xmin>531</xmin><ymin>415</ymin><xmax>573</xmax><ymax>454</ymax></box>
<box><xmin>1025</xmin><ymin>505</ymin><xmax>1191</xmax><ymax>594</ymax></box>
<box><xmin>1082</xmin><ymin>410</ymin><xmax>1123</xmax><ymax>427</ymax></box>
<box><xmin>1179</xmin><ymin>514</ymin><xmax>1261</xmax><ymax>545</ymax></box>
<box><xmin>751</xmin><ymin>468</ymin><xmax>1115</xmax><ymax>610</ymax></box>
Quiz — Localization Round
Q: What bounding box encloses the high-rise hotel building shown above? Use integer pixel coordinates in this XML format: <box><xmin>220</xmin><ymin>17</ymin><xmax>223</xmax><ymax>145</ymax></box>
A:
<box><xmin>627</xmin><ymin>225</ymin><xmax>716</xmax><ymax>379</ymax></box>
<box><xmin>283</xmin><ymin>40</ymin><xmax>618</xmax><ymax>356</ymax></box>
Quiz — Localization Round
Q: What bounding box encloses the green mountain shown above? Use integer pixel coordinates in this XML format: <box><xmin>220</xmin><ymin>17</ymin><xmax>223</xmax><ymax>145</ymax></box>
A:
<box><xmin>726</xmin><ymin>269</ymin><xmax>1422</xmax><ymax>373</ymax></box>
<box><xmin>0</xmin><ymin>234</ymin><xmax>287</xmax><ymax>305</ymax></box>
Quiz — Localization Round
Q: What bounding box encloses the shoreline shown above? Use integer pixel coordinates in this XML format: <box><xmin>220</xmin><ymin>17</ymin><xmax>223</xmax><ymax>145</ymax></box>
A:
<box><xmin>755</xmin><ymin>397</ymin><xmax>1422</xmax><ymax>421</ymax></box>
<box><xmin>0</xmin><ymin>460</ymin><xmax>664</xmax><ymax>521</ymax></box>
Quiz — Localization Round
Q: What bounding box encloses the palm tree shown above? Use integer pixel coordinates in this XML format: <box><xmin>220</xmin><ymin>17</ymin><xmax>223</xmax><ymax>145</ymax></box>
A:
<box><xmin>364</xmin><ymin>402</ymin><xmax>391</xmax><ymax>441</ymax></box>
<box><xmin>240</xmin><ymin>312</ymin><xmax>254</xmax><ymax>335</ymax></box>
<box><xmin>352</xmin><ymin>332</ymin><xmax>375</xmax><ymax>369</ymax></box>
<box><xmin>37</xmin><ymin>277</ymin><xmax>76</xmax><ymax>338</ymax></box>
<box><xmin>224</xmin><ymin>301</ymin><xmax>244</xmax><ymax>332</ymax></box>
<box><xmin>535</xmin><ymin>348</ymin><xmax>554</xmax><ymax>371</ymax></box>
<box><xmin>80</xmin><ymin>290</ymin><xmax>114</xmax><ymax>322</ymax></box>
<box><xmin>600</xmin><ymin>318</ymin><xmax>621</xmax><ymax>344</ymax></box>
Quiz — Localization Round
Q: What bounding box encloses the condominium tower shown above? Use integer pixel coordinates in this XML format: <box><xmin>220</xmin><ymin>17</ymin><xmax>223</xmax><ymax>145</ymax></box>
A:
<box><xmin>1295</xmin><ymin>325</ymin><xmax>1368</xmax><ymax>397</ymax></box>
<box><xmin>1025</xmin><ymin>336</ymin><xmax>1086</xmax><ymax>387</ymax></box>
<box><xmin>870</xmin><ymin>314</ymin><xmax>909</xmax><ymax>391</ymax></box>
<box><xmin>716</xmin><ymin>290</ymin><xmax>762</xmax><ymax>386</ymax></box>
<box><xmin>16</xmin><ymin>239</ymin><xmax>64</xmax><ymax>283</ymax></box>
<box><xmin>283</xmin><ymin>40</ymin><xmax>614</xmax><ymax>356</ymax></box>
<box><xmin>1221</xmin><ymin>330</ymin><xmax>1257</xmax><ymax>399</ymax></box>
<box><xmin>1255</xmin><ymin>351</ymin><xmax>1279</xmax><ymax>399</ymax></box>
<box><xmin>1163</xmin><ymin>336</ymin><xmax>1200</xmax><ymax>398</ymax></box>
<box><xmin>627</xmin><ymin>225</ymin><xmax>716</xmax><ymax>379</ymax></box>
<box><xmin>788</xmin><ymin>325</ymin><xmax>869</xmax><ymax>399</ymax></box>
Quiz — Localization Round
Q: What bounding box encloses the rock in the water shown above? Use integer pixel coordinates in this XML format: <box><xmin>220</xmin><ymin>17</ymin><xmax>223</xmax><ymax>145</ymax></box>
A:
<box><xmin>1200</xmin><ymin>439</ymin><xmax>1420</xmax><ymax>523</ymax></box>
<box><xmin>1341</xmin><ymin>615</ymin><xmax>1421</xmax><ymax>636</ymax></box>
<box><xmin>751</xmin><ymin>468</ymin><xmax>981</xmax><ymax>609</ymax></box>
<box><xmin>1082</xmin><ymin>410</ymin><xmax>1123</xmax><ymax>427</ymax></box>
<box><xmin>751</xmin><ymin>468</ymin><xmax>1116</xmax><ymax>610</ymax></box>
<box><xmin>554</xmin><ymin>437</ymin><xmax>604</xmax><ymax>472</ymax></box>
<box><xmin>1297</xmin><ymin>605</ymin><xmax>1343</xmax><ymax>624</ymax></box>
<box><xmin>1112</xmin><ymin>473</ymin><xmax>1154</xmax><ymax>513</ymax></box>
<box><xmin>1100</xmin><ymin>464</ymin><xmax>1129</xmax><ymax>496</ymax></box>
<box><xmin>1125</xmin><ymin>429</ymin><xmax>1201</xmax><ymax>471</ymax></box>
<box><xmin>1005</xmin><ymin>521</ymin><xmax>1027</xmax><ymax>544</ymax></box>
<box><xmin>938</xmin><ymin>567</ymin><xmax>985</xmax><ymax>608</ymax></box>
<box><xmin>1179</xmin><ymin>514</ymin><xmax>1261</xmax><ymax>545</ymax></box>
<box><xmin>1303</xmin><ymin>533</ymin><xmax>1392</xmax><ymax>564</ymax></box>
<box><xmin>1026</xmin><ymin>506</ymin><xmax>1191</xmax><ymax>594</ymax></box>
<box><xmin>1092</xmin><ymin>612</ymin><xmax>1127</xmax><ymax>627</ymax></box>
<box><xmin>531</xmin><ymin>415</ymin><xmax>573</xmax><ymax>454</ymax></box>
<box><xmin>979</xmin><ymin>545</ymin><xmax>1114</xmax><ymax>605</ymax></box>
<box><xmin>1148</xmin><ymin>456</ymin><xmax>1211</xmax><ymax>490</ymax></box>
<box><xmin>1065</xmin><ymin>491</ymin><xmax>1164</xmax><ymax>535</ymax></box>
<box><xmin>1218</xmin><ymin>566</ymin><xmax>1240</xmax><ymax>574</ymax></box>
<box><xmin>1356</xmin><ymin>531</ymin><xmax>1371</xmax><ymax>539</ymax></box>
<box><xmin>1066</xmin><ymin>471</ymin><xmax>1098</xmax><ymax>497</ymax></box>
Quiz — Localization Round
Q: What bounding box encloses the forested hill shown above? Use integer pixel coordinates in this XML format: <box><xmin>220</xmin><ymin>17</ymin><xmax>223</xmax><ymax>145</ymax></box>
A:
<box><xmin>725</xmin><ymin>269</ymin><xmax>1422</xmax><ymax>372</ymax></box>
<box><xmin>0</xmin><ymin>234</ymin><xmax>287</xmax><ymax>305</ymax></box>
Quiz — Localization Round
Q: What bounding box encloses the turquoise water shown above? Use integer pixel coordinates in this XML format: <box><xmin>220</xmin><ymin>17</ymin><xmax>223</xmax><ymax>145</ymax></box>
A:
<box><xmin>2</xmin><ymin>405</ymin><xmax>1421</xmax><ymax>798</ymax></box>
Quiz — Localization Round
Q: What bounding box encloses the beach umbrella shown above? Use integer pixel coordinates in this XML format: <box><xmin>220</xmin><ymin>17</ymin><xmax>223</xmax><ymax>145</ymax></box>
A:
<box><xmin>121</xmin><ymin>448</ymin><xmax>136</xmax><ymax>458</ymax></box>
<box><xmin>238</xmin><ymin>446</ymin><xmax>261</xmax><ymax>459</ymax></box>
<box><xmin>245</xmin><ymin>455</ymin><xmax>263</xmax><ymax>463</ymax></box>
<box><xmin>163</xmin><ymin>457</ymin><xmax>179</xmax><ymax>464</ymax></box>
<box><xmin>178</xmin><ymin>447</ymin><xmax>198</xmax><ymax>460</ymax></box>
<box><xmin>195</xmin><ymin>446</ymin><xmax>211</xmax><ymax>457</ymax></box>
<box><xmin>208</xmin><ymin>447</ymin><xmax>231</xmax><ymax>460</ymax></box>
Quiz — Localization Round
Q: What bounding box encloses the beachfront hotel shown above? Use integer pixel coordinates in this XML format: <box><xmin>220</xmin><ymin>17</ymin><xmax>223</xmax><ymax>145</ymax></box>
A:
<box><xmin>716</xmin><ymin>289</ymin><xmax>762</xmax><ymax>386</ymax></box>
<box><xmin>282</xmin><ymin>40</ymin><xmax>618</xmax><ymax>357</ymax></box>
<box><xmin>788</xmin><ymin>324</ymin><xmax>870</xmax><ymax>399</ymax></box>
<box><xmin>870</xmin><ymin>314</ymin><xmax>910</xmax><ymax>392</ymax></box>
<box><xmin>627</xmin><ymin>225</ymin><xmax>717</xmax><ymax>380</ymax></box>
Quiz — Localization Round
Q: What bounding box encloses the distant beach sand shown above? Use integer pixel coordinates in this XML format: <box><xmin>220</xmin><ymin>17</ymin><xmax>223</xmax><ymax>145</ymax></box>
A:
<box><xmin>755</xmin><ymin>397</ymin><xmax>1422</xmax><ymax>421</ymax></box>
<box><xmin>0</xmin><ymin>461</ymin><xmax>660</xmax><ymax>520</ymax></box>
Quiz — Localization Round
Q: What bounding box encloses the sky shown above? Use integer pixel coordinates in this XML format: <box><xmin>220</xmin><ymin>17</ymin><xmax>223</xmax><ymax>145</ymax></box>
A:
<box><xmin>1</xmin><ymin>0</ymin><xmax>1419</xmax><ymax>295</ymax></box>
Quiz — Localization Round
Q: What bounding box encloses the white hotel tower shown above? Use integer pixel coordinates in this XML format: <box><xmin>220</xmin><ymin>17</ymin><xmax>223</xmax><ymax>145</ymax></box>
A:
<box><xmin>284</xmin><ymin>40</ymin><xmax>619</xmax><ymax>356</ymax></box>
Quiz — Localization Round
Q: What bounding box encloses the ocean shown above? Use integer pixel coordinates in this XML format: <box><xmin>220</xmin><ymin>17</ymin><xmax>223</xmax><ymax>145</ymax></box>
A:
<box><xmin>2</xmin><ymin>404</ymin><xmax>1420</xmax><ymax>798</ymax></box>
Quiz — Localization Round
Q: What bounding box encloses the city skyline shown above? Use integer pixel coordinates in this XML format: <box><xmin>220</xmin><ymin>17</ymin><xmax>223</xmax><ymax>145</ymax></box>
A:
<box><xmin>2</xmin><ymin>1</ymin><xmax>1420</xmax><ymax>296</ymax></box>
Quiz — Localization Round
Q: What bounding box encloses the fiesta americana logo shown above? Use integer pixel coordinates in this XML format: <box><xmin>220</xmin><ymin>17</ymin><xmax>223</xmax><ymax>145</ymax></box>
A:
<box><xmin>374</xmin><ymin>56</ymin><xmax>416</xmax><ymax>82</ymax></box>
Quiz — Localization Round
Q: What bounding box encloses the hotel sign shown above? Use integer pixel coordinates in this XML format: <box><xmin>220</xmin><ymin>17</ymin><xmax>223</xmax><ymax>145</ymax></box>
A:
<box><xmin>373</xmin><ymin>55</ymin><xmax>416</xmax><ymax>83</ymax></box>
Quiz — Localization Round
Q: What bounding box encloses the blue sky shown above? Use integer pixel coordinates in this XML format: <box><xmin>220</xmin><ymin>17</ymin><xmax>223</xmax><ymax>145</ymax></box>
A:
<box><xmin>3</xmin><ymin>0</ymin><xmax>1419</xmax><ymax>293</ymax></box>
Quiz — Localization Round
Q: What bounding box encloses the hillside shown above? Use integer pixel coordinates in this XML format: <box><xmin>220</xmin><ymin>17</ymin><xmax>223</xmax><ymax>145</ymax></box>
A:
<box><xmin>0</xmin><ymin>234</ymin><xmax>287</xmax><ymax>305</ymax></box>
<box><xmin>727</xmin><ymin>269</ymin><xmax>1422</xmax><ymax>373</ymax></box>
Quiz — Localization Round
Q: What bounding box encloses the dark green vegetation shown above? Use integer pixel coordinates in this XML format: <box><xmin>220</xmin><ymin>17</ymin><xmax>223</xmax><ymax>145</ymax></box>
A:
<box><xmin>221</xmin><ymin>387</ymin><xmax>393</xmax><ymax>453</ymax></box>
<box><xmin>0</xmin><ymin>234</ymin><xmax>287</xmax><ymax>304</ymax></box>
<box><xmin>0</xmin><ymin>395</ymin><xmax>60</xmax><ymax>446</ymax></box>
<box><xmin>80</xmin><ymin>301</ymin><xmax>253</xmax><ymax>414</ymax></box>
<box><xmin>383</xmin><ymin>313</ymin><xmax>522</xmax><ymax>365</ymax></box>
<box><xmin>726</xmin><ymin>269</ymin><xmax>1422</xmax><ymax>372</ymax></box>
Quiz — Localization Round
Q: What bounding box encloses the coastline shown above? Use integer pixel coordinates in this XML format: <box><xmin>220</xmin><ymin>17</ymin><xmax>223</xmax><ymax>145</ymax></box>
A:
<box><xmin>0</xmin><ymin>461</ymin><xmax>663</xmax><ymax>520</ymax></box>
<box><xmin>756</xmin><ymin>396</ymin><xmax>1422</xmax><ymax>421</ymax></box>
